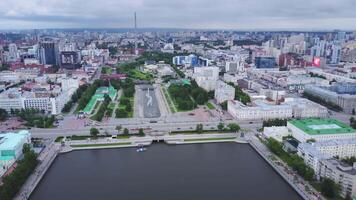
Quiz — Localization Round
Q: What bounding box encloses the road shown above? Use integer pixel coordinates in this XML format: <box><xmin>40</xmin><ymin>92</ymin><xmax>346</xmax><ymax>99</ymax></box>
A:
<box><xmin>31</xmin><ymin>120</ymin><xmax>261</xmax><ymax>138</ymax></box>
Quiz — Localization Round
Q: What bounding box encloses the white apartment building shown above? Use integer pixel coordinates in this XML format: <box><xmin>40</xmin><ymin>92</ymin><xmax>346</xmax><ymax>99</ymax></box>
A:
<box><xmin>0</xmin><ymin>79</ymin><xmax>78</xmax><ymax>115</ymax></box>
<box><xmin>283</xmin><ymin>98</ymin><xmax>328</xmax><ymax>119</ymax></box>
<box><xmin>227</xmin><ymin>98</ymin><xmax>327</xmax><ymax>121</ymax></box>
<box><xmin>228</xmin><ymin>100</ymin><xmax>292</xmax><ymax>121</ymax></box>
<box><xmin>298</xmin><ymin>141</ymin><xmax>356</xmax><ymax>198</ymax></box>
<box><xmin>193</xmin><ymin>66</ymin><xmax>219</xmax><ymax>91</ymax></box>
<box><xmin>214</xmin><ymin>81</ymin><xmax>235</xmax><ymax>103</ymax></box>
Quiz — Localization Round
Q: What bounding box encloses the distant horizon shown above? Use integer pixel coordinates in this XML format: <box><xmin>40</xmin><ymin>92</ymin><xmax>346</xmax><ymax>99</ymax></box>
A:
<box><xmin>0</xmin><ymin>27</ymin><xmax>355</xmax><ymax>32</ymax></box>
<box><xmin>1</xmin><ymin>0</ymin><xmax>356</xmax><ymax>31</ymax></box>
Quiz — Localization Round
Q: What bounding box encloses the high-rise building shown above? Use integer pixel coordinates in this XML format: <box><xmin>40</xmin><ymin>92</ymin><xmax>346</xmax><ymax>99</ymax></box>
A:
<box><xmin>8</xmin><ymin>43</ymin><xmax>19</xmax><ymax>61</ymax></box>
<box><xmin>330</xmin><ymin>45</ymin><xmax>341</xmax><ymax>64</ymax></box>
<box><xmin>60</xmin><ymin>51</ymin><xmax>81</xmax><ymax>69</ymax></box>
<box><xmin>39</xmin><ymin>41</ymin><xmax>59</xmax><ymax>65</ymax></box>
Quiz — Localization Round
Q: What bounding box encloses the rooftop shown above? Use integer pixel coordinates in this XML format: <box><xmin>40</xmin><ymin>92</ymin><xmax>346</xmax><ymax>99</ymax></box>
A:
<box><xmin>0</xmin><ymin>130</ymin><xmax>30</xmax><ymax>150</ymax></box>
<box><xmin>289</xmin><ymin>118</ymin><xmax>356</xmax><ymax>135</ymax></box>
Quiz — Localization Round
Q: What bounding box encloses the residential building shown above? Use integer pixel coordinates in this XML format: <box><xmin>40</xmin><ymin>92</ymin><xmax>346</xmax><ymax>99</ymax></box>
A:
<box><xmin>214</xmin><ymin>81</ymin><xmax>235</xmax><ymax>103</ymax></box>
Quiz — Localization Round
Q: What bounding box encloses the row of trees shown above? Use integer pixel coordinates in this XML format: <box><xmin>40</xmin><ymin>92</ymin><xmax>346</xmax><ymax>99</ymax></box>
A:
<box><xmin>62</xmin><ymin>84</ymin><xmax>89</xmax><ymax>113</ymax></box>
<box><xmin>303</xmin><ymin>92</ymin><xmax>342</xmax><ymax>112</ymax></box>
<box><xmin>217</xmin><ymin>122</ymin><xmax>241</xmax><ymax>132</ymax></box>
<box><xmin>266</xmin><ymin>138</ymin><xmax>315</xmax><ymax>181</ymax></box>
<box><xmin>116</xmin><ymin>79</ymin><xmax>135</xmax><ymax>118</ymax></box>
<box><xmin>13</xmin><ymin>108</ymin><xmax>55</xmax><ymax>128</ymax></box>
<box><xmin>262</xmin><ymin>119</ymin><xmax>287</xmax><ymax>127</ymax></box>
<box><xmin>91</xmin><ymin>95</ymin><xmax>111</xmax><ymax>121</ymax></box>
<box><xmin>0</xmin><ymin>108</ymin><xmax>8</xmax><ymax>121</ymax></box>
<box><xmin>350</xmin><ymin>117</ymin><xmax>356</xmax><ymax>129</ymax></box>
<box><xmin>0</xmin><ymin>144</ymin><xmax>38</xmax><ymax>200</ymax></box>
<box><xmin>227</xmin><ymin>82</ymin><xmax>251</xmax><ymax>105</ymax></box>
<box><xmin>76</xmin><ymin>80</ymin><xmax>103</xmax><ymax>111</ymax></box>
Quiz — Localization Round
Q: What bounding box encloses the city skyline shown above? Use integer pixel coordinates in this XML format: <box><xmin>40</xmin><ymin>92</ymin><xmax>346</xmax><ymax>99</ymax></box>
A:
<box><xmin>0</xmin><ymin>0</ymin><xmax>356</xmax><ymax>30</ymax></box>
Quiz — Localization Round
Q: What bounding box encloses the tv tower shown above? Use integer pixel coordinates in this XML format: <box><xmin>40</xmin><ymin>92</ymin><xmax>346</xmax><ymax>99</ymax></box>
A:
<box><xmin>134</xmin><ymin>12</ymin><xmax>138</xmax><ymax>55</ymax></box>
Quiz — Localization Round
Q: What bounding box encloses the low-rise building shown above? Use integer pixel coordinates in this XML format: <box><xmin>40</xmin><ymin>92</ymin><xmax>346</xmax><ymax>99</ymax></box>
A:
<box><xmin>288</xmin><ymin>118</ymin><xmax>356</xmax><ymax>142</ymax></box>
<box><xmin>214</xmin><ymin>81</ymin><xmax>235</xmax><ymax>103</ymax></box>
<box><xmin>227</xmin><ymin>98</ymin><xmax>327</xmax><ymax>121</ymax></box>
<box><xmin>0</xmin><ymin>130</ymin><xmax>31</xmax><ymax>177</ymax></box>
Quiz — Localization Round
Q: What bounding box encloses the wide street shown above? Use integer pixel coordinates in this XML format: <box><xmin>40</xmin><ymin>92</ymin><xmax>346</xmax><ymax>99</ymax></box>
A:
<box><xmin>31</xmin><ymin>118</ymin><xmax>261</xmax><ymax>138</ymax></box>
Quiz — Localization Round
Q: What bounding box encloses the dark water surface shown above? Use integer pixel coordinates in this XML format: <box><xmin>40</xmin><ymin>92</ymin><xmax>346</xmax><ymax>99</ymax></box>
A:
<box><xmin>30</xmin><ymin>143</ymin><xmax>302</xmax><ymax>200</ymax></box>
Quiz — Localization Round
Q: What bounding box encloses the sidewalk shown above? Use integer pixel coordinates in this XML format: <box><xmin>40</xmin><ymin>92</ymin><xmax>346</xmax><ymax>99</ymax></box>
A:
<box><xmin>14</xmin><ymin>143</ymin><xmax>60</xmax><ymax>200</ymax></box>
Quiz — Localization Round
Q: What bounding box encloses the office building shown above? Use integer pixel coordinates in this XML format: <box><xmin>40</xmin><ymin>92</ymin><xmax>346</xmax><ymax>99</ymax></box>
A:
<box><xmin>39</xmin><ymin>41</ymin><xmax>59</xmax><ymax>65</ymax></box>
<box><xmin>255</xmin><ymin>57</ymin><xmax>277</xmax><ymax>68</ymax></box>
<box><xmin>288</xmin><ymin>118</ymin><xmax>356</xmax><ymax>142</ymax></box>
<box><xmin>214</xmin><ymin>81</ymin><xmax>235</xmax><ymax>103</ymax></box>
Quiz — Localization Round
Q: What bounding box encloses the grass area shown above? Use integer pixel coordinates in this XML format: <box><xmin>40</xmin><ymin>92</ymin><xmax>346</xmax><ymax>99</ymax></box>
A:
<box><xmin>206</xmin><ymin>102</ymin><xmax>215</xmax><ymax>110</ymax></box>
<box><xmin>184</xmin><ymin>137</ymin><xmax>236</xmax><ymax>142</ymax></box>
<box><xmin>55</xmin><ymin>136</ymin><xmax>64</xmax><ymax>142</ymax></box>
<box><xmin>108</xmin><ymin>102</ymin><xmax>116</xmax><ymax>109</ymax></box>
<box><xmin>71</xmin><ymin>142</ymin><xmax>132</xmax><ymax>148</ymax></box>
<box><xmin>162</xmin><ymin>87</ymin><xmax>177</xmax><ymax>113</ymax></box>
<box><xmin>130</xmin><ymin>69</ymin><xmax>153</xmax><ymax>81</ymax></box>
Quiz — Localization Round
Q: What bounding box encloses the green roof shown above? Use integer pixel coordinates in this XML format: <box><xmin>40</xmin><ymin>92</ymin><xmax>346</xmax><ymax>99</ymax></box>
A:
<box><xmin>289</xmin><ymin>118</ymin><xmax>356</xmax><ymax>135</ymax></box>
<box><xmin>82</xmin><ymin>86</ymin><xmax>117</xmax><ymax>114</ymax></box>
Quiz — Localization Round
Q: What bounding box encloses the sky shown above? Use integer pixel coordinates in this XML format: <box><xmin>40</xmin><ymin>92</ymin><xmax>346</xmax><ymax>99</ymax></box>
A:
<box><xmin>0</xmin><ymin>0</ymin><xmax>356</xmax><ymax>30</ymax></box>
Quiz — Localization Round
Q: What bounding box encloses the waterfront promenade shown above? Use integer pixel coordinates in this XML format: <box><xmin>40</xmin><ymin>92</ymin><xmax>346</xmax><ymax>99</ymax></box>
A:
<box><xmin>14</xmin><ymin>143</ymin><xmax>60</xmax><ymax>200</ymax></box>
<box><xmin>248</xmin><ymin>134</ymin><xmax>323</xmax><ymax>200</ymax></box>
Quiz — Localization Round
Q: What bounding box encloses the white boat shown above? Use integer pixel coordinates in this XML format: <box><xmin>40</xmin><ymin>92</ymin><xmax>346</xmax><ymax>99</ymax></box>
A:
<box><xmin>136</xmin><ymin>147</ymin><xmax>147</xmax><ymax>152</ymax></box>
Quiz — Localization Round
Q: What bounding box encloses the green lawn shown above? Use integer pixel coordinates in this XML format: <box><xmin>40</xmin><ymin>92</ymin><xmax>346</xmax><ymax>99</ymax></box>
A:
<box><xmin>206</xmin><ymin>102</ymin><xmax>215</xmax><ymax>110</ymax></box>
<box><xmin>162</xmin><ymin>87</ymin><xmax>177</xmax><ymax>113</ymax></box>
<box><xmin>71</xmin><ymin>142</ymin><xmax>132</xmax><ymax>148</ymax></box>
<box><xmin>131</xmin><ymin>69</ymin><xmax>153</xmax><ymax>81</ymax></box>
<box><xmin>101</xmin><ymin>67</ymin><xmax>113</xmax><ymax>75</ymax></box>
<box><xmin>184</xmin><ymin>137</ymin><xmax>236</xmax><ymax>142</ymax></box>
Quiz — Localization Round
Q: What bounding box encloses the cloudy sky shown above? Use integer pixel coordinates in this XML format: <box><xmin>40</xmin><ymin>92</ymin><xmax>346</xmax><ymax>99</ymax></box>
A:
<box><xmin>0</xmin><ymin>0</ymin><xmax>355</xmax><ymax>30</ymax></box>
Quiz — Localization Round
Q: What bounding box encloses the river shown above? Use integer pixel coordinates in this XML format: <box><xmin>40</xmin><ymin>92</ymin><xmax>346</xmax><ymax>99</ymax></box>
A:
<box><xmin>30</xmin><ymin>143</ymin><xmax>302</xmax><ymax>200</ymax></box>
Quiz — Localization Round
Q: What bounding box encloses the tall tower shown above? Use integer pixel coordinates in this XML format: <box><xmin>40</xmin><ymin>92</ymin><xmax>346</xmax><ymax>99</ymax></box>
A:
<box><xmin>134</xmin><ymin>12</ymin><xmax>138</xmax><ymax>55</ymax></box>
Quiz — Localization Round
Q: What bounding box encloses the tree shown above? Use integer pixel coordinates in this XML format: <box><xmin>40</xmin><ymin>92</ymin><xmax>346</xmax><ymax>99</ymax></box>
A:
<box><xmin>116</xmin><ymin>125</ymin><xmax>122</xmax><ymax>134</ymax></box>
<box><xmin>123</xmin><ymin>128</ymin><xmax>129</xmax><ymax>135</ymax></box>
<box><xmin>196</xmin><ymin>124</ymin><xmax>203</xmax><ymax>133</ymax></box>
<box><xmin>138</xmin><ymin>128</ymin><xmax>144</xmax><ymax>136</ymax></box>
<box><xmin>228</xmin><ymin>123</ymin><xmax>240</xmax><ymax>132</ymax></box>
<box><xmin>0</xmin><ymin>108</ymin><xmax>8</xmax><ymax>121</ymax></box>
<box><xmin>217</xmin><ymin>123</ymin><xmax>225</xmax><ymax>131</ymax></box>
<box><xmin>345</xmin><ymin>193</ymin><xmax>352</xmax><ymax>200</ymax></box>
<box><xmin>321</xmin><ymin>178</ymin><xmax>340</xmax><ymax>198</ymax></box>
<box><xmin>90</xmin><ymin>128</ymin><xmax>99</xmax><ymax>138</ymax></box>
<box><xmin>220</xmin><ymin>101</ymin><xmax>227</xmax><ymax>110</ymax></box>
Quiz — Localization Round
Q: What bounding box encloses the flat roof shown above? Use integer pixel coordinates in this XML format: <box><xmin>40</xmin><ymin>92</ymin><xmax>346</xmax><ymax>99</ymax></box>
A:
<box><xmin>0</xmin><ymin>130</ymin><xmax>29</xmax><ymax>150</ymax></box>
<box><xmin>288</xmin><ymin>118</ymin><xmax>356</xmax><ymax>135</ymax></box>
